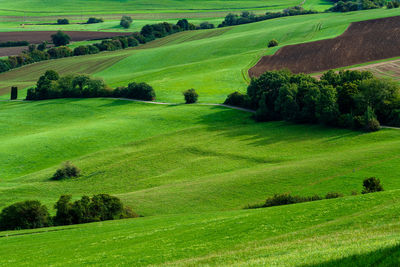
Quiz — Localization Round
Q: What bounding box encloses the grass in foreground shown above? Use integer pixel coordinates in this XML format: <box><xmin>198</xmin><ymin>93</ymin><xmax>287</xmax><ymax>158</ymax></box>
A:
<box><xmin>0</xmin><ymin>189</ymin><xmax>399</xmax><ymax>266</ymax></box>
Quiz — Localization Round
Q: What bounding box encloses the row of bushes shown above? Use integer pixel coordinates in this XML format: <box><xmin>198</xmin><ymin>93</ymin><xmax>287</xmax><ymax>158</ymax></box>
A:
<box><xmin>218</xmin><ymin>7</ymin><xmax>318</xmax><ymax>27</ymax></box>
<box><xmin>0</xmin><ymin>41</ymin><xmax>29</xmax><ymax>47</ymax></box>
<box><xmin>225</xmin><ymin>69</ymin><xmax>400</xmax><ymax>131</ymax></box>
<box><xmin>246</xmin><ymin>192</ymin><xmax>344</xmax><ymax>209</ymax></box>
<box><xmin>26</xmin><ymin>70</ymin><xmax>156</xmax><ymax>101</ymax></box>
<box><xmin>0</xmin><ymin>194</ymin><xmax>137</xmax><ymax>231</ymax></box>
<box><xmin>246</xmin><ymin>177</ymin><xmax>384</xmax><ymax>209</ymax></box>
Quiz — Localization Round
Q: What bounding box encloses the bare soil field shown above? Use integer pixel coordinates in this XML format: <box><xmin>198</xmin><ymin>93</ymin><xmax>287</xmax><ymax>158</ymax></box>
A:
<box><xmin>0</xmin><ymin>31</ymin><xmax>132</xmax><ymax>44</ymax></box>
<box><xmin>0</xmin><ymin>46</ymin><xmax>26</xmax><ymax>56</ymax></box>
<box><xmin>249</xmin><ymin>16</ymin><xmax>400</xmax><ymax>77</ymax></box>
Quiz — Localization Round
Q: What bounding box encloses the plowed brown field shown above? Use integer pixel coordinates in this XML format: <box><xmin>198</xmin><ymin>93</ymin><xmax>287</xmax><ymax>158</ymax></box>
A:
<box><xmin>249</xmin><ymin>16</ymin><xmax>400</xmax><ymax>77</ymax></box>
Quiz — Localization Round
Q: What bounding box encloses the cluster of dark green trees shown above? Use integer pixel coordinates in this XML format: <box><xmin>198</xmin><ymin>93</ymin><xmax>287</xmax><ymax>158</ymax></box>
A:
<box><xmin>386</xmin><ymin>0</ymin><xmax>400</xmax><ymax>8</ymax></box>
<box><xmin>328</xmin><ymin>0</ymin><xmax>385</xmax><ymax>12</ymax></box>
<box><xmin>0</xmin><ymin>194</ymin><xmax>137</xmax><ymax>231</ymax></box>
<box><xmin>225</xmin><ymin>70</ymin><xmax>400</xmax><ymax>131</ymax></box>
<box><xmin>0</xmin><ymin>41</ymin><xmax>29</xmax><ymax>47</ymax></box>
<box><xmin>218</xmin><ymin>7</ymin><xmax>318</xmax><ymax>27</ymax></box>
<box><xmin>26</xmin><ymin>70</ymin><xmax>156</xmax><ymax>101</ymax></box>
<box><xmin>0</xmin><ymin>19</ymin><xmax>199</xmax><ymax>75</ymax></box>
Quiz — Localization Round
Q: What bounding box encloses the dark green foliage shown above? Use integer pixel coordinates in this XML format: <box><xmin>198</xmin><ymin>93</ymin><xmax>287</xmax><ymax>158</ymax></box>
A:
<box><xmin>51</xmin><ymin>31</ymin><xmax>71</xmax><ymax>46</ymax></box>
<box><xmin>53</xmin><ymin>194</ymin><xmax>138</xmax><ymax>226</ymax></box>
<box><xmin>325</xmin><ymin>192</ymin><xmax>344</xmax><ymax>199</ymax></box>
<box><xmin>242</xmin><ymin>69</ymin><xmax>400</xmax><ymax>131</ymax></box>
<box><xmin>57</xmin><ymin>18</ymin><xmax>69</xmax><ymax>25</ymax></box>
<box><xmin>74</xmin><ymin>45</ymin><xmax>90</xmax><ymax>56</ymax></box>
<box><xmin>120</xmin><ymin>16</ymin><xmax>133</xmax><ymax>28</ymax></box>
<box><xmin>51</xmin><ymin>161</ymin><xmax>80</xmax><ymax>180</ymax></box>
<box><xmin>0</xmin><ymin>200</ymin><xmax>51</xmax><ymax>230</ymax></box>
<box><xmin>37</xmin><ymin>41</ymin><xmax>47</xmax><ymax>51</ymax></box>
<box><xmin>328</xmin><ymin>0</ymin><xmax>384</xmax><ymax>12</ymax></box>
<box><xmin>199</xmin><ymin>22</ymin><xmax>215</xmax><ymax>29</ymax></box>
<box><xmin>224</xmin><ymin>91</ymin><xmax>250</xmax><ymax>108</ymax></box>
<box><xmin>218</xmin><ymin>7</ymin><xmax>317</xmax><ymax>27</ymax></box>
<box><xmin>246</xmin><ymin>191</ymin><xmax>344</xmax><ymax>209</ymax></box>
<box><xmin>268</xmin><ymin>39</ymin><xmax>278</xmax><ymax>47</ymax></box>
<box><xmin>386</xmin><ymin>0</ymin><xmax>399</xmax><ymax>8</ymax></box>
<box><xmin>10</xmin><ymin>86</ymin><xmax>18</xmax><ymax>100</ymax></box>
<box><xmin>0</xmin><ymin>41</ymin><xmax>29</xmax><ymax>47</ymax></box>
<box><xmin>113</xmin><ymin>82</ymin><xmax>156</xmax><ymax>101</ymax></box>
<box><xmin>0</xmin><ymin>59</ymin><xmax>11</xmax><ymax>72</ymax></box>
<box><xmin>87</xmin><ymin>17</ymin><xmax>103</xmax><ymax>24</ymax></box>
<box><xmin>127</xmin><ymin>37</ymin><xmax>139</xmax><ymax>47</ymax></box>
<box><xmin>183</xmin><ymin>88</ymin><xmax>198</xmax><ymax>104</ymax></box>
<box><xmin>362</xmin><ymin>177</ymin><xmax>384</xmax><ymax>194</ymax></box>
<box><xmin>47</xmin><ymin>46</ymin><xmax>73</xmax><ymax>59</ymax></box>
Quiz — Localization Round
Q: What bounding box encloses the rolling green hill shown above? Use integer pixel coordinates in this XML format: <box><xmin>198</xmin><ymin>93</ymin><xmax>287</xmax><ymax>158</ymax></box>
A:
<box><xmin>0</xmin><ymin>187</ymin><xmax>399</xmax><ymax>265</ymax></box>
<box><xmin>1</xmin><ymin>99</ymin><xmax>400</xmax><ymax>216</ymax></box>
<box><xmin>1</xmin><ymin>3</ymin><xmax>400</xmax><ymax>265</ymax></box>
<box><xmin>1</xmin><ymin>8</ymin><xmax>399</xmax><ymax>103</ymax></box>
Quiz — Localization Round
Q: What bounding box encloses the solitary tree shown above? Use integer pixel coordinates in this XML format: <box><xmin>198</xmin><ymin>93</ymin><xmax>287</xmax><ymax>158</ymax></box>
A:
<box><xmin>268</xmin><ymin>39</ymin><xmax>279</xmax><ymax>47</ymax></box>
<box><xmin>120</xmin><ymin>16</ymin><xmax>133</xmax><ymax>29</ymax></box>
<box><xmin>10</xmin><ymin>86</ymin><xmax>18</xmax><ymax>100</ymax></box>
<box><xmin>51</xmin><ymin>31</ymin><xmax>71</xmax><ymax>46</ymax></box>
<box><xmin>183</xmin><ymin>88</ymin><xmax>198</xmax><ymax>104</ymax></box>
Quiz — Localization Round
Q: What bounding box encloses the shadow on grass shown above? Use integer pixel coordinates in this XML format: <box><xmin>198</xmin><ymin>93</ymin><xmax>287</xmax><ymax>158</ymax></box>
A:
<box><xmin>302</xmin><ymin>244</ymin><xmax>400</xmax><ymax>267</ymax></box>
<box><xmin>196</xmin><ymin>106</ymin><xmax>363</xmax><ymax>147</ymax></box>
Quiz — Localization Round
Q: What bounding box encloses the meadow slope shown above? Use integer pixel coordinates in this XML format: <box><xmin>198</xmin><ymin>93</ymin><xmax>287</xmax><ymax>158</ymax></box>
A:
<box><xmin>1</xmin><ymin>8</ymin><xmax>399</xmax><ymax>103</ymax></box>
<box><xmin>1</xmin><ymin>99</ymin><xmax>400</xmax><ymax>217</ymax></box>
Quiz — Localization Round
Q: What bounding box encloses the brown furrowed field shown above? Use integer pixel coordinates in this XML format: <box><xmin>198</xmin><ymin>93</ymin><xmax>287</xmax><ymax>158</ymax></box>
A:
<box><xmin>249</xmin><ymin>16</ymin><xmax>400</xmax><ymax>76</ymax></box>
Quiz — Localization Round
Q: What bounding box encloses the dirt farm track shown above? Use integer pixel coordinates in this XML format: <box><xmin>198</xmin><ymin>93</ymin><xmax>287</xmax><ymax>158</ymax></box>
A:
<box><xmin>249</xmin><ymin>16</ymin><xmax>400</xmax><ymax>76</ymax></box>
<box><xmin>0</xmin><ymin>31</ymin><xmax>131</xmax><ymax>44</ymax></box>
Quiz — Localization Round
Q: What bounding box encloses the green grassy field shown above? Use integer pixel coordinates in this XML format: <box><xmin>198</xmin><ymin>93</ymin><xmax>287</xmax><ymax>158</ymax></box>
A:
<box><xmin>0</xmin><ymin>0</ymin><xmax>331</xmax><ymax>16</ymax></box>
<box><xmin>1</xmin><ymin>3</ymin><xmax>400</xmax><ymax>265</ymax></box>
<box><xmin>1</xmin><ymin>99</ymin><xmax>400</xmax><ymax>217</ymax></box>
<box><xmin>1</xmin><ymin>8</ymin><xmax>399</xmax><ymax>103</ymax></box>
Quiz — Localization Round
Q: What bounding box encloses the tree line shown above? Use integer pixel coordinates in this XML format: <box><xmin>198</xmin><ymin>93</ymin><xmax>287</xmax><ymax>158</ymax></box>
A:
<box><xmin>0</xmin><ymin>19</ymin><xmax>199</xmax><ymax>75</ymax></box>
<box><xmin>246</xmin><ymin>177</ymin><xmax>383</xmax><ymax>209</ymax></box>
<box><xmin>218</xmin><ymin>7</ymin><xmax>318</xmax><ymax>28</ymax></box>
<box><xmin>26</xmin><ymin>70</ymin><xmax>156</xmax><ymax>101</ymax></box>
<box><xmin>0</xmin><ymin>194</ymin><xmax>138</xmax><ymax>231</ymax></box>
<box><xmin>328</xmin><ymin>0</ymin><xmax>386</xmax><ymax>12</ymax></box>
<box><xmin>225</xmin><ymin>69</ymin><xmax>400</xmax><ymax>131</ymax></box>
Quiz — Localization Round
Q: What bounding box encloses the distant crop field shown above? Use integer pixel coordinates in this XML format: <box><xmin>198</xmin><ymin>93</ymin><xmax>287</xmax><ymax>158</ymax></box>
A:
<box><xmin>0</xmin><ymin>0</ymin><xmax>331</xmax><ymax>16</ymax></box>
<box><xmin>1</xmin><ymin>8</ymin><xmax>399</xmax><ymax>103</ymax></box>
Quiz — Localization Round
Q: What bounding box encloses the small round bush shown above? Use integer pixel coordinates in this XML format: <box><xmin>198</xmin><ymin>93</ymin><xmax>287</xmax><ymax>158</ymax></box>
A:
<box><xmin>362</xmin><ymin>177</ymin><xmax>384</xmax><ymax>194</ymax></box>
<box><xmin>268</xmin><ymin>39</ymin><xmax>279</xmax><ymax>48</ymax></box>
<box><xmin>365</xmin><ymin>118</ymin><xmax>380</xmax><ymax>132</ymax></box>
<box><xmin>224</xmin><ymin>91</ymin><xmax>249</xmax><ymax>108</ymax></box>
<box><xmin>325</xmin><ymin>192</ymin><xmax>343</xmax><ymax>199</ymax></box>
<box><xmin>183</xmin><ymin>88</ymin><xmax>198</xmax><ymax>104</ymax></box>
<box><xmin>52</xmin><ymin>161</ymin><xmax>81</xmax><ymax>180</ymax></box>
